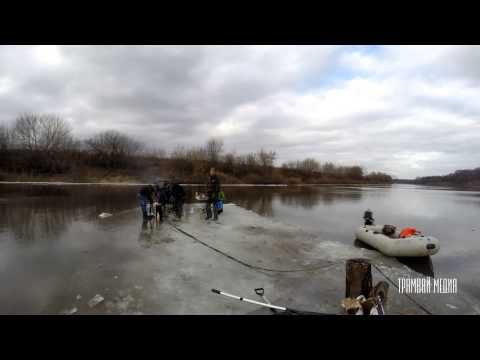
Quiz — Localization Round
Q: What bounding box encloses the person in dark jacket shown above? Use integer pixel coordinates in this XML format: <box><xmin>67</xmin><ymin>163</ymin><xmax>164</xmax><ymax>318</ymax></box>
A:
<box><xmin>170</xmin><ymin>181</ymin><xmax>186</xmax><ymax>218</ymax></box>
<box><xmin>154</xmin><ymin>182</ymin><xmax>169</xmax><ymax>221</ymax></box>
<box><xmin>138</xmin><ymin>184</ymin><xmax>155</xmax><ymax>221</ymax></box>
<box><xmin>205</xmin><ymin>168</ymin><xmax>221</xmax><ymax>220</ymax></box>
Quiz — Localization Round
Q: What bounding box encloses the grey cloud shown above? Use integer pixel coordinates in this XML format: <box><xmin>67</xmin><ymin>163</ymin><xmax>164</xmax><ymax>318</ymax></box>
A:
<box><xmin>442</xmin><ymin>46</ymin><xmax>480</xmax><ymax>84</ymax></box>
<box><xmin>1</xmin><ymin>45</ymin><xmax>480</xmax><ymax>178</ymax></box>
<box><xmin>407</xmin><ymin>94</ymin><xmax>480</xmax><ymax>120</ymax></box>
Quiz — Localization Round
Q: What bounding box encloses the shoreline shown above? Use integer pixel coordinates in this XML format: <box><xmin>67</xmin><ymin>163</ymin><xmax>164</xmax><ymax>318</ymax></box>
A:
<box><xmin>0</xmin><ymin>181</ymin><xmax>392</xmax><ymax>187</ymax></box>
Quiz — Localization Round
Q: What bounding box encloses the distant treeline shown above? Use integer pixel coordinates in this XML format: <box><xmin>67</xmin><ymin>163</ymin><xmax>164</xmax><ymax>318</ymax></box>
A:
<box><xmin>0</xmin><ymin>113</ymin><xmax>393</xmax><ymax>184</ymax></box>
<box><xmin>413</xmin><ymin>168</ymin><xmax>480</xmax><ymax>186</ymax></box>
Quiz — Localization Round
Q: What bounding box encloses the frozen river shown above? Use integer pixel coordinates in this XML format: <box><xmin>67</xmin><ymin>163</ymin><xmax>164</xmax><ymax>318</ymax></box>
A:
<box><xmin>0</xmin><ymin>183</ymin><xmax>478</xmax><ymax>314</ymax></box>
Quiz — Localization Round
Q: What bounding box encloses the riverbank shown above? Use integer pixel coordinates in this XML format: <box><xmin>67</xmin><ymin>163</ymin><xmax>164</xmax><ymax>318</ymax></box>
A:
<box><xmin>394</xmin><ymin>179</ymin><xmax>480</xmax><ymax>189</ymax></box>
<box><xmin>0</xmin><ymin>181</ymin><xmax>394</xmax><ymax>187</ymax></box>
<box><xmin>0</xmin><ymin>158</ymin><xmax>393</xmax><ymax>186</ymax></box>
<box><xmin>0</xmin><ymin>170</ymin><xmax>392</xmax><ymax>186</ymax></box>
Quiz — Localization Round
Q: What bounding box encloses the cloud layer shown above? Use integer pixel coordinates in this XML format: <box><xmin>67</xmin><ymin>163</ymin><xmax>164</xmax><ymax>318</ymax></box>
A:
<box><xmin>1</xmin><ymin>45</ymin><xmax>479</xmax><ymax>178</ymax></box>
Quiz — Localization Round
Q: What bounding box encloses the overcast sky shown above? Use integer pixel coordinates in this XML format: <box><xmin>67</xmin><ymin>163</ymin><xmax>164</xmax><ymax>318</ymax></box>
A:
<box><xmin>1</xmin><ymin>45</ymin><xmax>479</xmax><ymax>178</ymax></box>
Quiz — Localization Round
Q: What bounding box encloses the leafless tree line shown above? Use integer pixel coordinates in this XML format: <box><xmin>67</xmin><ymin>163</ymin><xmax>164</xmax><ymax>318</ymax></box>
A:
<box><xmin>280</xmin><ymin>158</ymin><xmax>391</xmax><ymax>182</ymax></box>
<box><xmin>85</xmin><ymin>130</ymin><xmax>141</xmax><ymax>168</ymax></box>
<box><xmin>12</xmin><ymin>113</ymin><xmax>75</xmax><ymax>152</ymax></box>
<box><xmin>0</xmin><ymin>113</ymin><xmax>392</xmax><ymax>183</ymax></box>
<box><xmin>281</xmin><ymin>159</ymin><xmax>365</xmax><ymax>180</ymax></box>
<box><xmin>0</xmin><ymin>125</ymin><xmax>11</xmax><ymax>151</ymax></box>
<box><xmin>168</xmin><ymin>137</ymin><xmax>279</xmax><ymax>181</ymax></box>
<box><xmin>0</xmin><ymin>113</ymin><xmax>145</xmax><ymax>174</ymax></box>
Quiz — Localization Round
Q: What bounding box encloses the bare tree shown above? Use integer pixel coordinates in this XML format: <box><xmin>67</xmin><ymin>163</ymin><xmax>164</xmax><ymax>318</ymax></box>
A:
<box><xmin>12</xmin><ymin>113</ymin><xmax>74</xmax><ymax>152</ymax></box>
<box><xmin>11</xmin><ymin>114</ymin><xmax>39</xmax><ymax>151</ymax></box>
<box><xmin>0</xmin><ymin>125</ymin><xmax>11</xmax><ymax>151</ymax></box>
<box><xmin>140</xmin><ymin>145</ymin><xmax>166</xmax><ymax>159</ymax></box>
<box><xmin>282</xmin><ymin>161</ymin><xmax>297</xmax><ymax>170</ymax></box>
<box><xmin>298</xmin><ymin>158</ymin><xmax>320</xmax><ymax>173</ymax></box>
<box><xmin>205</xmin><ymin>138</ymin><xmax>224</xmax><ymax>164</ymax></box>
<box><xmin>152</xmin><ymin>148</ymin><xmax>167</xmax><ymax>159</ymax></box>
<box><xmin>322</xmin><ymin>162</ymin><xmax>336</xmax><ymax>175</ymax></box>
<box><xmin>86</xmin><ymin>130</ymin><xmax>141</xmax><ymax>156</ymax></box>
<box><xmin>245</xmin><ymin>153</ymin><xmax>257</xmax><ymax>168</ymax></box>
<box><xmin>346</xmin><ymin>166</ymin><xmax>364</xmax><ymax>180</ymax></box>
<box><xmin>7</xmin><ymin>113</ymin><xmax>76</xmax><ymax>174</ymax></box>
<box><xmin>257</xmin><ymin>148</ymin><xmax>276</xmax><ymax>169</ymax></box>
<box><xmin>233</xmin><ymin>154</ymin><xmax>248</xmax><ymax>176</ymax></box>
<box><xmin>41</xmin><ymin>115</ymin><xmax>74</xmax><ymax>152</ymax></box>
<box><xmin>170</xmin><ymin>145</ymin><xmax>194</xmax><ymax>175</ymax></box>
<box><xmin>85</xmin><ymin>130</ymin><xmax>141</xmax><ymax>168</ymax></box>
<box><xmin>222</xmin><ymin>152</ymin><xmax>236</xmax><ymax>174</ymax></box>
<box><xmin>366</xmin><ymin>171</ymin><xmax>392</xmax><ymax>183</ymax></box>
<box><xmin>170</xmin><ymin>145</ymin><xmax>187</xmax><ymax>160</ymax></box>
<box><xmin>186</xmin><ymin>146</ymin><xmax>208</xmax><ymax>161</ymax></box>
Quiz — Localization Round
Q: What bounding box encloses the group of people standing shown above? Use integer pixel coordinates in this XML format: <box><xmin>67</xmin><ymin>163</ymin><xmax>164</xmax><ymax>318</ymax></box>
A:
<box><xmin>138</xmin><ymin>180</ymin><xmax>186</xmax><ymax>222</ymax></box>
<box><xmin>137</xmin><ymin>167</ymin><xmax>223</xmax><ymax>222</ymax></box>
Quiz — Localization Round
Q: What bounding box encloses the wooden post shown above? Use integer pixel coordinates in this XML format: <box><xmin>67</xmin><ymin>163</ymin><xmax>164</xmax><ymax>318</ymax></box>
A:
<box><xmin>345</xmin><ymin>258</ymin><xmax>373</xmax><ymax>299</ymax></box>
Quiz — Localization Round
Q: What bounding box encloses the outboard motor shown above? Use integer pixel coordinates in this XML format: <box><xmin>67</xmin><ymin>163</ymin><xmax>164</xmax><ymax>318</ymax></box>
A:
<box><xmin>363</xmin><ymin>209</ymin><xmax>374</xmax><ymax>226</ymax></box>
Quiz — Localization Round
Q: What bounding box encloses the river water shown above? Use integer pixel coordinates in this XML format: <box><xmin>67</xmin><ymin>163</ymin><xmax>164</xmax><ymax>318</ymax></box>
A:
<box><xmin>0</xmin><ymin>183</ymin><xmax>478</xmax><ymax>313</ymax></box>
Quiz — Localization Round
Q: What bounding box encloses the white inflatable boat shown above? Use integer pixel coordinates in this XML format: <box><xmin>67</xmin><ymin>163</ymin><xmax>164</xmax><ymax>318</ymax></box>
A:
<box><xmin>355</xmin><ymin>224</ymin><xmax>440</xmax><ymax>257</ymax></box>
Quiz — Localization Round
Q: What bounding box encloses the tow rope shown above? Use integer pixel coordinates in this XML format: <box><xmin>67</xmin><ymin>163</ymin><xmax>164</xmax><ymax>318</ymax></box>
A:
<box><xmin>165</xmin><ymin>215</ymin><xmax>433</xmax><ymax>315</ymax></box>
<box><xmin>166</xmin><ymin>219</ymin><xmax>337</xmax><ymax>273</ymax></box>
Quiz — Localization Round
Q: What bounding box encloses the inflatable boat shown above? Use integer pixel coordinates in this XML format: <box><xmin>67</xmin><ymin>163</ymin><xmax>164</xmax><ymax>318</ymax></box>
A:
<box><xmin>355</xmin><ymin>224</ymin><xmax>440</xmax><ymax>257</ymax></box>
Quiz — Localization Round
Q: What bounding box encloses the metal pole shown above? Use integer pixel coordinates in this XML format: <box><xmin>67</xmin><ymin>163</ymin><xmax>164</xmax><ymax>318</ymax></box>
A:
<box><xmin>212</xmin><ymin>289</ymin><xmax>287</xmax><ymax>311</ymax></box>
